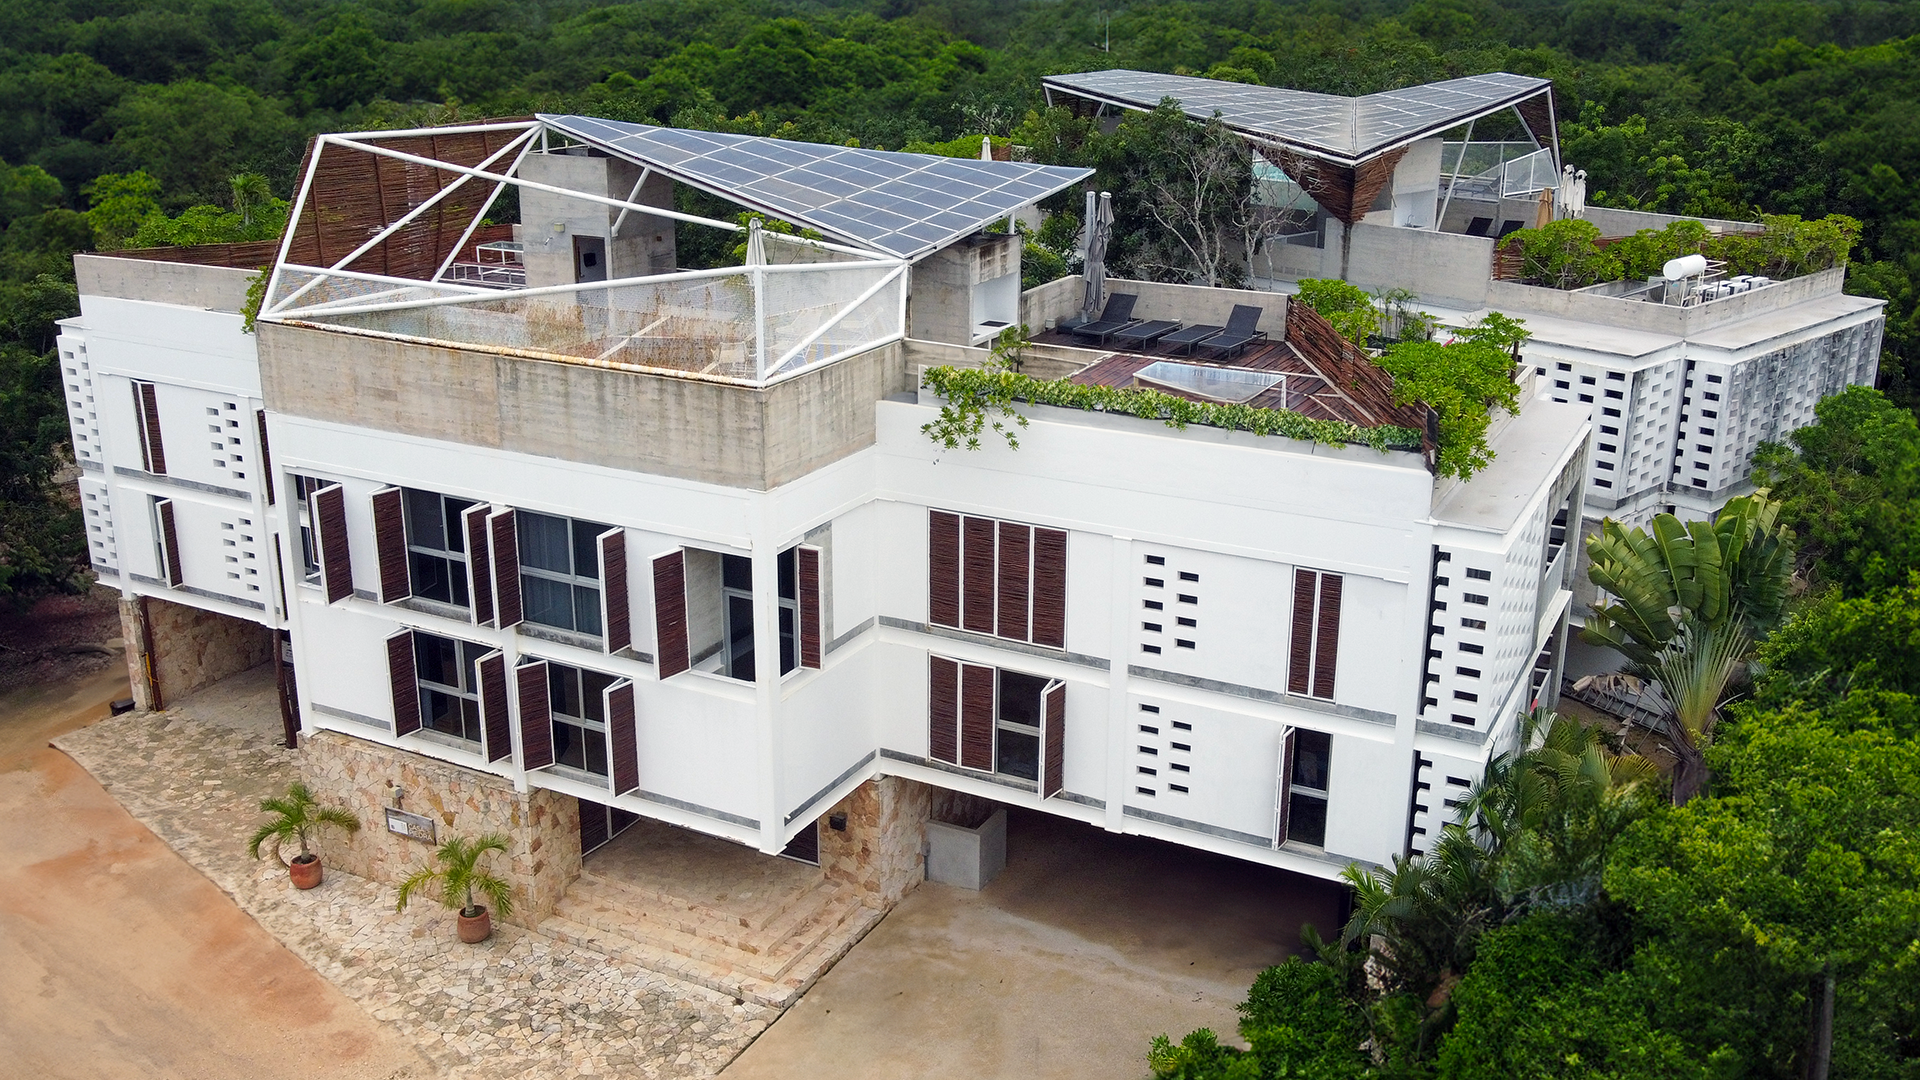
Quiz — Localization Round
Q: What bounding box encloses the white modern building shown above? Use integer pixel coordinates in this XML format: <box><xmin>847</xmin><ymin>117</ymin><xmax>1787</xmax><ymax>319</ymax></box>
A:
<box><xmin>61</xmin><ymin>116</ymin><xmax>1587</xmax><ymax>1002</ymax></box>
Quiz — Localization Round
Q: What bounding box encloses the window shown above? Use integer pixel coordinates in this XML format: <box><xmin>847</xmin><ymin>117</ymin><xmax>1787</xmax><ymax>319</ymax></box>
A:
<box><xmin>1459</xmin><ymin>642</ymin><xmax>1484</xmax><ymax>654</ymax></box>
<box><xmin>405</xmin><ymin>489</ymin><xmax>477</xmax><ymax>605</ymax></box>
<box><xmin>1603</xmin><ymin>408</ymin><xmax>1621</xmax><ymax>417</ymax></box>
<box><xmin>414</xmin><ymin>633</ymin><xmax>485</xmax><ymax>745</ymax></box>
<box><xmin>1580</xmin><ymin>375</ymin><xmax>1596</xmax><ymax>385</ymax></box>
<box><xmin>1145</xmin><ymin>555</ymin><xmax>1164</xmax><ymax>565</ymax></box>
<box><xmin>1288</xmin><ymin>569</ymin><xmax>1342</xmax><ymax>700</ymax></box>
<box><xmin>1595</xmin><ymin>479</ymin><xmax>1614</xmax><ymax>488</ymax></box>
<box><xmin>927</xmin><ymin>511</ymin><xmax>1066</xmax><ymax>647</ymax></box>
<box><xmin>1606</xmin><ymin>371</ymin><xmax>1625</xmax><ymax>381</ymax></box>
<box><xmin>1699</xmin><ymin>427</ymin><xmax>1715</xmax><ymax>436</ymax></box>
<box><xmin>1704</xmin><ymin>392</ymin><xmax>1721</xmax><ymax>402</ymax></box>
<box><xmin>1178</xmin><ymin>571</ymin><xmax>1199</xmax><ymax>582</ymax></box>
<box><xmin>1598</xmin><ymin>442</ymin><xmax>1617</xmax><ymax>452</ymax></box>
<box><xmin>1285</xmin><ymin>729</ymin><xmax>1330</xmax><ymax>847</ymax></box>
<box><xmin>1454</xmin><ymin>690</ymin><xmax>1478</xmax><ymax>701</ymax></box>
<box><xmin>1605</xmin><ymin>390</ymin><xmax>1623</xmax><ymax>399</ymax></box>
<box><xmin>293</xmin><ymin>475</ymin><xmax>325</xmax><ymax>583</ymax></box>
<box><xmin>1461</xmin><ymin>617</ymin><xmax>1487</xmax><ymax>630</ymax></box>
<box><xmin>1143</xmin><ymin>599</ymin><xmax>1163</xmax><ymax>610</ymax></box>
<box><xmin>1597</xmin><ymin>461</ymin><xmax>1614</xmax><ymax>470</ymax></box>
<box><xmin>518</xmin><ymin>511</ymin><xmax>609</xmax><ymax>636</ymax></box>
<box><xmin>928</xmin><ymin>658</ymin><xmax>1064</xmax><ymax>794</ymax></box>
<box><xmin>721</xmin><ymin>554</ymin><xmax>756</xmax><ymax>680</ymax></box>
<box><xmin>1578</xmin><ymin>394</ymin><xmax>1593</xmax><ymax>403</ymax></box>
<box><xmin>1555</xmin><ymin>363</ymin><xmax>1570</xmax><ymax>371</ymax></box>
<box><xmin>1143</xmin><ymin>621</ymin><xmax>1162</xmax><ymax>632</ymax></box>
<box><xmin>1456</xmin><ymin>666</ymin><xmax>1480</xmax><ymax>678</ymax></box>
<box><xmin>548</xmin><ymin>661</ymin><xmax>615</xmax><ymax>777</ymax></box>
<box><xmin>1702</xmin><ymin>409</ymin><xmax>1717</xmax><ymax>419</ymax></box>
<box><xmin>1706</xmin><ymin>373</ymin><xmax>1723</xmax><ymax>383</ymax></box>
<box><xmin>1463</xmin><ymin>593</ymin><xmax>1489</xmax><ymax>605</ymax></box>
<box><xmin>1601</xmin><ymin>425</ymin><xmax>1619</xmax><ymax>435</ymax></box>
<box><xmin>1465</xmin><ymin>567</ymin><xmax>1491</xmax><ymax>580</ymax></box>
<box><xmin>1145</xmin><ymin>577</ymin><xmax>1164</xmax><ymax>587</ymax></box>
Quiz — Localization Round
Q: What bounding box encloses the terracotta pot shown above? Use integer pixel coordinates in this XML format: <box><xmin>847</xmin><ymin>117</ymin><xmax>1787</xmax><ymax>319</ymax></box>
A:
<box><xmin>457</xmin><ymin>907</ymin><xmax>492</xmax><ymax>944</ymax></box>
<box><xmin>289</xmin><ymin>855</ymin><xmax>323</xmax><ymax>890</ymax></box>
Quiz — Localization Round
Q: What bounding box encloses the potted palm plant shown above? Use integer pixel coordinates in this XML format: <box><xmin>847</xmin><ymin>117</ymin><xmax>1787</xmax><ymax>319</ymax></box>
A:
<box><xmin>396</xmin><ymin>833</ymin><xmax>515</xmax><ymax>943</ymax></box>
<box><xmin>247</xmin><ymin>782</ymin><xmax>362</xmax><ymax>889</ymax></box>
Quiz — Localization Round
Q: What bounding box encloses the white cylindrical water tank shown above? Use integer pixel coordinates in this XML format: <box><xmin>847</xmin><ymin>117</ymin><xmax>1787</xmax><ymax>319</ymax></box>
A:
<box><xmin>1663</xmin><ymin>253</ymin><xmax>1708</xmax><ymax>280</ymax></box>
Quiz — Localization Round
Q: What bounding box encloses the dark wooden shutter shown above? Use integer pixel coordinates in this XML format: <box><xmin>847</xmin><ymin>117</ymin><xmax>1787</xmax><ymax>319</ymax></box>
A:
<box><xmin>255</xmin><ymin>410</ymin><xmax>274</xmax><ymax>505</ymax></box>
<box><xmin>599</xmin><ymin>528</ymin><xmax>629</xmax><ymax>654</ymax></box>
<box><xmin>1288</xmin><ymin>569</ymin><xmax>1318</xmax><ymax>696</ymax></box>
<box><xmin>314</xmin><ymin>483</ymin><xmax>352</xmax><ymax>604</ymax></box>
<box><xmin>387</xmin><ymin>629</ymin><xmax>420</xmax><ymax>736</ymax></box>
<box><xmin>1313</xmin><ymin>573</ymin><xmax>1343</xmax><ymax>700</ymax></box>
<box><xmin>1031</xmin><ymin>528</ymin><xmax>1067</xmax><ymax>648</ymax></box>
<box><xmin>797</xmin><ymin>545</ymin><xmax>822</xmax><ymax>669</ymax></box>
<box><xmin>959</xmin><ymin>662</ymin><xmax>995</xmax><ymax>771</ymax></box>
<box><xmin>134</xmin><ymin>382</ymin><xmax>167</xmax><ymax>475</ymax></box>
<box><xmin>996</xmin><ymin>522</ymin><xmax>1031</xmax><ymax>642</ymax></box>
<box><xmin>652</xmin><ymin>551</ymin><xmax>689</xmax><ymax>678</ymax></box>
<box><xmin>1275</xmin><ymin>726</ymin><xmax>1296</xmax><ymax>847</ymax></box>
<box><xmin>962</xmin><ymin>517</ymin><xmax>996</xmax><ymax>634</ymax></box>
<box><xmin>489</xmin><ymin>509</ymin><xmax>521</xmax><ymax>627</ymax></box>
<box><xmin>154</xmin><ymin>498</ymin><xmax>183</xmax><ymax>586</ymax></box>
<box><xmin>371</xmin><ymin>487</ymin><xmax>411</xmax><ymax>603</ymax></box>
<box><xmin>606</xmin><ymin>679</ymin><xmax>638</xmax><ymax>795</ymax></box>
<box><xmin>1041</xmin><ymin>680</ymin><xmax>1066</xmax><ymax>798</ymax></box>
<box><xmin>516</xmin><ymin>660</ymin><xmax>552</xmax><ymax>769</ymax></box>
<box><xmin>477</xmin><ymin>650</ymin><xmax>510</xmax><ymax>762</ymax></box>
<box><xmin>462</xmin><ymin>504</ymin><xmax>494</xmax><ymax>626</ymax></box>
<box><xmin>929</xmin><ymin>655</ymin><xmax>959</xmax><ymax>764</ymax></box>
<box><xmin>928</xmin><ymin>510</ymin><xmax>960</xmax><ymax>628</ymax></box>
<box><xmin>579</xmin><ymin>799</ymin><xmax>609</xmax><ymax>855</ymax></box>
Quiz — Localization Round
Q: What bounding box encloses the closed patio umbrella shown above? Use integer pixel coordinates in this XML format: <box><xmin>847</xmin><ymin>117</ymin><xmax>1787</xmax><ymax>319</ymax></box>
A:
<box><xmin>1081</xmin><ymin>191</ymin><xmax>1113</xmax><ymax>324</ymax></box>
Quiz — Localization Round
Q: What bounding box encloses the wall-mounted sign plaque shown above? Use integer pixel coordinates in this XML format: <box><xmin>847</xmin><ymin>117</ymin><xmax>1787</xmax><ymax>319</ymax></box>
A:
<box><xmin>385</xmin><ymin>806</ymin><xmax>437</xmax><ymax>844</ymax></box>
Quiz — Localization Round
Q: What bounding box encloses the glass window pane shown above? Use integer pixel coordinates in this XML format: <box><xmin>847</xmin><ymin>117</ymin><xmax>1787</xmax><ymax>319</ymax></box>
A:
<box><xmin>728</xmin><ymin>594</ymin><xmax>755</xmax><ymax>681</ymax></box>
<box><xmin>443</xmin><ymin>497</ymin><xmax>475</xmax><ymax>554</ymax></box>
<box><xmin>722</xmin><ymin>554</ymin><xmax>753</xmax><ymax>591</ymax></box>
<box><xmin>519</xmin><ymin>512</ymin><xmax>572</xmax><ymax>573</ymax></box>
<box><xmin>424</xmin><ymin>688</ymin><xmax>458</xmax><ymax>734</ymax></box>
<box><xmin>1288</xmin><ymin>793</ymin><xmax>1328</xmax><ymax>847</ymax></box>
<box><xmin>549</xmin><ymin>663</ymin><xmax>582</xmax><ymax>720</ymax></box>
<box><xmin>405</xmin><ymin>489</ymin><xmax>444</xmax><ymax>550</ymax></box>
<box><xmin>582</xmin><ymin>669</ymin><xmax>615</xmax><ymax>723</ymax></box>
<box><xmin>448</xmin><ymin>560</ymin><xmax>469</xmax><ymax>606</ymax></box>
<box><xmin>1292</xmin><ymin>729</ymin><xmax>1332</xmax><ymax>790</ymax></box>
<box><xmin>778</xmin><ymin>547</ymin><xmax>796</xmax><ymax>601</ymax></box>
<box><xmin>554</xmin><ymin>720</ymin><xmax>586</xmax><ymax>769</ymax></box>
<box><xmin>523</xmin><ymin>575</ymin><xmax>574</xmax><ymax>630</ymax></box>
<box><xmin>573</xmin><ymin>521</ymin><xmax>610</xmax><ymax>581</ymax></box>
<box><xmin>779</xmin><ymin>604</ymin><xmax>796</xmax><ymax>675</ymax></box>
<box><xmin>574</xmin><ymin>584</ymin><xmax>602</xmax><ymax>637</ymax></box>
<box><xmin>997</xmin><ymin>729</ymin><xmax>1039</xmax><ymax>781</ymax></box>
<box><xmin>461</xmin><ymin>697</ymin><xmax>483</xmax><ymax>743</ymax></box>
<box><xmin>415</xmin><ymin>633</ymin><xmax>457</xmax><ymax>686</ymax></box>
<box><xmin>998</xmin><ymin>670</ymin><xmax>1048</xmax><ymax>729</ymax></box>
<box><xmin>411</xmin><ymin>551</ymin><xmax>453</xmax><ymax>602</ymax></box>
<box><xmin>584</xmin><ymin>728</ymin><xmax>608</xmax><ymax>776</ymax></box>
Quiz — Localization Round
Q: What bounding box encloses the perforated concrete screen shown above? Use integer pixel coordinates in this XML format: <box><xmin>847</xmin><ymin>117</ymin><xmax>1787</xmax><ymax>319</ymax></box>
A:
<box><xmin>538</xmin><ymin>115</ymin><xmax>1093</xmax><ymax>261</ymax></box>
<box><xmin>1042</xmin><ymin>70</ymin><xmax>1552</xmax><ymax>165</ymax></box>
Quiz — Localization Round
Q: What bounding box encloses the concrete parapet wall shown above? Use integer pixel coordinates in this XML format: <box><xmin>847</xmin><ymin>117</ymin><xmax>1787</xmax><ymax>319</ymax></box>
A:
<box><xmin>1345</xmin><ymin>223</ymin><xmax>1495</xmax><ymax>309</ymax></box>
<box><xmin>76</xmin><ymin>255</ymin><xmax>256</xmax><ymax>313</ymax></box>
<box><xmin>299</xmin><ymin>730</ymin><xmax>582</xmax><ymax>927</ymax></box>
<box><xmin>1021</xmin><ymin>276</ymin><xmax>1289</xmax><ymax>340</ymax></box>
<box><xmin>816</xmin><ymin>775</ymin><xmax>996</xmax><ymax>910</ymax></box>
<box><xmin>120</xmin><ymin>595</ymin><xmax>274</xmax><ymax>711</ymax></box>
<box><xmin>900</xmin><ymin>337</ymin><xmax>1085</xmax><ymax>381</ymax></box>
<box><xmin>1581</xmin><ymin>205</ymin><xmax>1762</xmax><ymax>237</ymax></box>
<box><xmin>258</xmin><ymin>324</ymin><xmax>914</xmax><ymax>490</ymax></box>
<box><xmin>1488</xmin><ymin>266</ymin><xmax>1848</xmax><ymax>337</ymax></box>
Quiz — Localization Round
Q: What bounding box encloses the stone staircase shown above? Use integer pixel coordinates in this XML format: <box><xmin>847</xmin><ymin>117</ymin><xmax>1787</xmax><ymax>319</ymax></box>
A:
<box><xmin>542</xmin><ymin>868</ymin><xmax>883</xmax><ymax>1008</ymax></box>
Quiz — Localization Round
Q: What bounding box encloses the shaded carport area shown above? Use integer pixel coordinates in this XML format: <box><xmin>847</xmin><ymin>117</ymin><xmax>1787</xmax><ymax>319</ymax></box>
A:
<box><xmin>722</xmin><ymin>806</ymin><xmax>1348</xmax><ymax>1080</ymax></box>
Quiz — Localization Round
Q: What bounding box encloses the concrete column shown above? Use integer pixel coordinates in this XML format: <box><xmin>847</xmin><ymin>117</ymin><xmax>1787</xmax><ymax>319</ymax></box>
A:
<box><xmin>751</xmin><ymin>509</ymin><xmax>784</xmax><ymax>854</ymax></box>
<box><xmin>1104</xmin><ymin>535</ymin><xmax>1131</xmax><ymax>833</ymax></box>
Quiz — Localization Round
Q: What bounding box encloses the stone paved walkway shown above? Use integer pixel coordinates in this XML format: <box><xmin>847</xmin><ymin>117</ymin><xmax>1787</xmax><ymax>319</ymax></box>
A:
<box><xmin>55</xmin><ymin>706</ymin><xmax>774</xmax><ymax>1080</ymax></box>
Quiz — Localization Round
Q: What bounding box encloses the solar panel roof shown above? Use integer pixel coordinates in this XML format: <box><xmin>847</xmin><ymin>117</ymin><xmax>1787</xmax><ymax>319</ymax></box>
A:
<box><xmin>1041</xmin><ymin>71</ymin><xmax>1552</xmax><ymax>166</ymax></box>
<box><xmin>537</xmin><ymin>115</ymin><xmax>1094</xmax><ymax>261</ymax></box>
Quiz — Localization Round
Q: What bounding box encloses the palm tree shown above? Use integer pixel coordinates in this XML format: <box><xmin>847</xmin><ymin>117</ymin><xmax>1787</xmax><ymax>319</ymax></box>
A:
<box><xmin>396</xmin><ymin>833</ymin><xmax>514</xmax><ymax>918</ymax></box>
<box><xmin>247</xmin><ymin>782</ymin><xmax>361</xmax><ymax>865</ymax></box>
<box><xmin>229</xmin><ymin>173</ymin><xmax>271</xmax><ymax>228</ymax></box>
<box><xmin>1583</xmin><ymin>492</ymin><xmax>1794</xmax><ymax>802</ymax></box>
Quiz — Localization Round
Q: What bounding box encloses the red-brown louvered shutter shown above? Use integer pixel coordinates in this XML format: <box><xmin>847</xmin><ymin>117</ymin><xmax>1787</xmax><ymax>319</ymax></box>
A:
<box><xmin>996</xmin><ymin>522</ymin><xmax>1031</xmax><ymax>642</ymax></box>
<box><xmin>462</xmin><ymin>504</ymin><xmax>494</xmax><ymax>626</ymax></box>
<box><xmin>516</xmin><ymin>660</ymin><xmax>552</xmax><ymax>769</ymax></box>
<box><xmin>1031</xmin><ymin>528</ymin><xmax>1067</xmax><ymax>648</ymax></box>
<box><xmin>314</xmin><ymin>484</ymin><xmax>353</xmax><ymax>604</ymax></box>
<box><xmin>155</xmin><ymin>498</ymin><xmax>183</xmax><ymax>586</ymax></box>
<box><xmin>598</xmin><ymin>528</ymin><xmax>629</xmax><ymax>654</ymax></box>
<box><xmin>928</xmin><ymin>655</ymin><xmax>959</xmax><ymax>764</ymax></box>
<box><xmin>606</xmin><ymin>679</ymin><xmax>638</xmax><ymax>795</ymax></box>
<box><xmin>797</xmin><ymin>545</ymin><xmax>822</xmax><ymax>669</ymax></box>
<box><xmin>1313</xmin><ymin>574</ymin><xmax>1343</xmax><ymax>700</ymax></box>
<box><xmin>477</xmin><ymin>650</ymin><xmax>510</xmax><ymax>762</ymax></box>
<box><xmin>255</xmin><ymin>410</ymin><xmax>274</xmax><ymax>505</ymax></box>
<box><xmin>1288</xmin><ymin>569</ymin><xmax>1318</xmax><ymax>696</ymax></box>
<box><xmin>489</xmin><ymin>509</ymin><xmax>521</xmax><ymax>627</ymax></box>
<box><xmin>371</xmin><ymin>487</ymin><xmax>411</xmax><ymax>603</ymax></box>
<box><xmin>387</xmin><ymin>629</ymin><xmax>420</xmax><ymax>736</ymax></box>
<box><xmin>928</xmin><ymin>511</ymin><xmax>960</xmax><ymax>628</ymax></box>
<box><xmin>962</xmin><ymin>517</ymin><xmax>996</xmax><ymax>634</ymax></box>
<box><xmin>959</xmin><ymin>662</ymin><xmax>995</xmax><ymax>771</ymax></box>
<box><xmin>1274</xmin><ymin>726</ymin><xmax>1296</xmax><ymax>847</ymax></box>
<box><xmin>652</xmin><ymin>551</ymin><xmax>689</xmax><ymax>678</ymax></box>
<box><xmin>1041</xmin><ymin>680</ymin><xmax>1066</xmax><ymax>798</ymax></box>
<box><xmin>135</xmin><ymin>382</ymin><xmax>167</xmax><ymax>475</ymax></box>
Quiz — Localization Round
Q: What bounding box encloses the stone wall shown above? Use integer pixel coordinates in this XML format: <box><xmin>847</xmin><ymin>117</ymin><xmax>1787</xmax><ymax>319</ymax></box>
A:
<box><xmin>816</xmin><ymin>775</ymin><xmax>996</xmax><ymax>910</ymax></box>
<box><xmin>299</xmin><ymin>730</ymin><xmax>583</xmax><ymax>927</ymax></box>
<box><xmin>121</xmin><ymin>595</ymin><xmax>274</xmax><ymax>711</ymax></box>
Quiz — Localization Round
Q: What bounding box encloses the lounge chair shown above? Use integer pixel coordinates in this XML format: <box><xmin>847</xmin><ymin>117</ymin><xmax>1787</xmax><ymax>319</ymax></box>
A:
<box><xmin>1110</xmin><ymin>319</ymin><xmax>1181</xmax><ymax>349</ymax></box>
<box><xmin>1066</xmin><ymin>293</ymin><xmax>1140</xmax><ymax>345</ymax></box>
<box><xmin>1159</xmin><ymin>322</ymin><xmax>1223</xmax><ymax>356</ymax></box>
<box><xmin>1199</xmin><ymin>304</ymin><xmax>1268</xmax><ymax>359</ymax></box>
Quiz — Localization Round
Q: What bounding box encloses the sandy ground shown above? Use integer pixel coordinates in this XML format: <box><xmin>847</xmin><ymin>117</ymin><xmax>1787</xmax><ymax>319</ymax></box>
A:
<box><xmin>722</xmin><ymin>808</ymin><xmax>1345</xmax><ymax>1080</ymax></box>
<box><xmin>0</xmin><ymin>663</ymin><xmax>432</xmax><ymax>1080</ymax></box>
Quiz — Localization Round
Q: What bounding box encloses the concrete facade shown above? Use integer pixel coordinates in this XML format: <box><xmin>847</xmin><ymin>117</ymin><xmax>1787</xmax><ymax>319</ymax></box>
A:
<box><xmin>118</xmin><ymin>595</ymin><xmax>274</xmax><ymax>711</ymax></box>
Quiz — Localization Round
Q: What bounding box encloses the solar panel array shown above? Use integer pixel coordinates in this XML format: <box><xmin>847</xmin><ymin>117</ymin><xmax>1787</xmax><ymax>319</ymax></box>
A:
<box><xmin>1042</xmin><ymin>70</ymin><xmax>1551</xmax><ymax>164</ymax></box>
<box><xmin>538</xmin><ymin>115</ymin><xmax>1093</xmax><ymax>261</ymax></box>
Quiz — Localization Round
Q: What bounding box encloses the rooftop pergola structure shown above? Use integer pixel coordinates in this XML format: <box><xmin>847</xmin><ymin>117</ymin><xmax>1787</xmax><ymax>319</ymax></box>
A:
<box><xmin>260</xmin><ymin>115</ymin><xmax>1090</xmax><ymax>385</ymax></box>
<box><xmin>1041</xmin><ymin>70</ymin><xmax>1558</xmax><ymax>227</ymax></box>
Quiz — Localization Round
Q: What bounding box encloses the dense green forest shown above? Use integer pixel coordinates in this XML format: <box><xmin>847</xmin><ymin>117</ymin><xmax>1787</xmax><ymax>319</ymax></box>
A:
<box><xmin>5</xmin><ymin>0</ymin><xmax>1920</xmax><ymax>593</ymax></box>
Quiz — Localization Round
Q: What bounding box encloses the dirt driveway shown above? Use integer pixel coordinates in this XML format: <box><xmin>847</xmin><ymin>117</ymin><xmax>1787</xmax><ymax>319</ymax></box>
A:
<box><xmin>0</xmin><ymin>664</ymin><xmax>430</xmax><ymax>1080</ymax></box>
